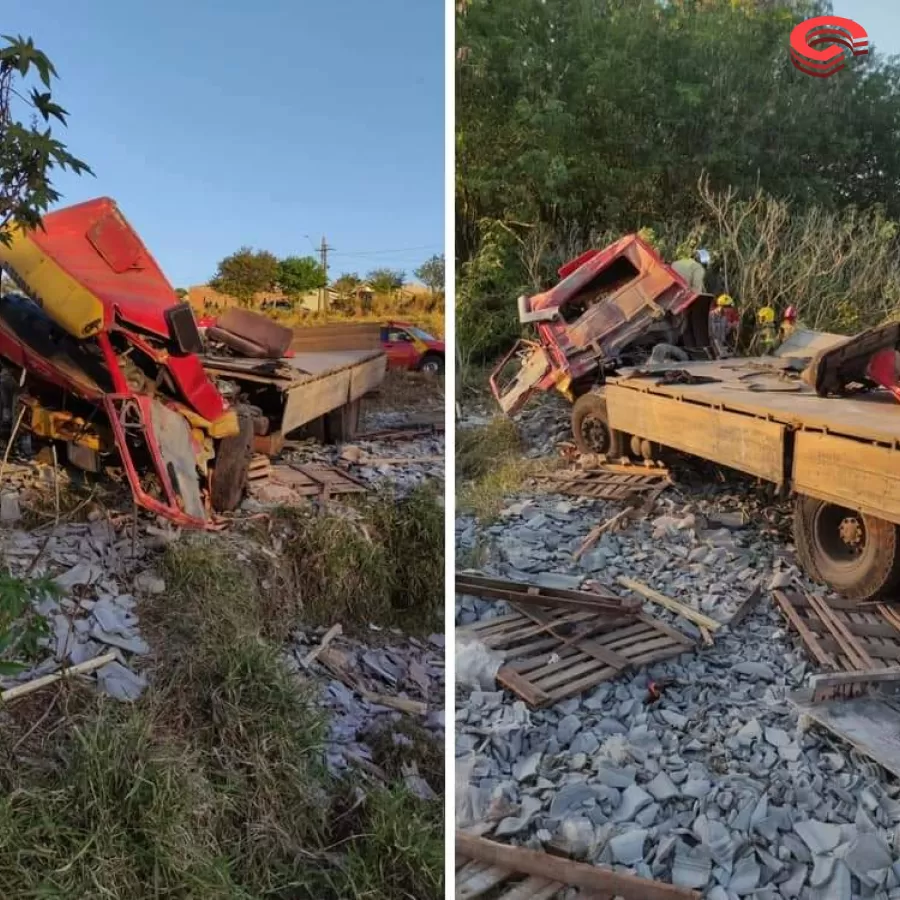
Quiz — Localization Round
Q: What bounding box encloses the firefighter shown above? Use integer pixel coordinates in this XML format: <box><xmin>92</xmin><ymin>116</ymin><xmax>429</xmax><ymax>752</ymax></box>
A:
<box><xmin>710</xmin><ymin>294</ymin><xmax>739</xmax><ymax>355</ymax></box>
<box><xmin>756</xmin><ymin>305</ymin><xmax>779</xmax><ymax>354</ymax></box>
<box><xmin>780</xmin><ymin>305</ymin><xmax>804</xmax><ymax>342</ymax></box>
<box><xmin>672</xmin><ymin>248</ymin><xmax>710</xmax><ymax>293</ymax></box>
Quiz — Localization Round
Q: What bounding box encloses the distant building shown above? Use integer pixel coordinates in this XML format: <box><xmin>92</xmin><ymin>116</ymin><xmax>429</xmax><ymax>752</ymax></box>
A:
<box><xmin>187</xmin><ymin>284</ymin><xmax>339</xmax><ymax>314</ymax></box>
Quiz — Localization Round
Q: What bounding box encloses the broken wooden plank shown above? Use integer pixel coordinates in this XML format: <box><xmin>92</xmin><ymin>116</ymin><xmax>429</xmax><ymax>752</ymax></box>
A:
<box><xmin>772</xmin><ymin>590</ymin><xmax>838</xmax><ymax>670</ymax></box>
<box><xmin>456</xmin><ymin>833</ymin><xmax>700</xmax><ymax>900</ymax></box>
<box><xmin>788</xmin><ymin>688</ymin><xmax>900</xmax><ymax>781</ymax></box>
<box><xmin>810</xmin><ymin>667</ymin><xmax>900</xmax><ymax>703</ymax></box>
<box><xmin>456</xmin><ymin>574</ymin><xmax>640</xmax><ymax>616</ymax></box>
<box><xmin>496</xmin><ymin>668</ymin><xmax>552</xmax><ymax>707</ymax></box>
<box><xmin>617</xmin><ymin>577</ymin><xmax>722</xmax><ymax>633</ymax></box>
<box><xmin>573</xmin><ymin>505</ymin><xmax>639</xmax><ymax>563</ymax></box>
<box><xmin>879</xmin><ymin>604</ymin><xmax>900</xmax><ymax>638</ymax></box>
<box><xmin>318</xmin><ymin>647</ymin><xmax>428</xmax><ymax>716</ymax></box>
<box><xmin>726</xmin><ymin>585</ymin><xmax>764</xmax><ymax>628</ymax></box>
<box><xmin>0</xmin><ymin>652</ymin><xmax>117</xmax><ymax>704</ymax></box>
<box><xmin>301</xmin><ymin>623</ymin><xmax>343</xmax><ymax>668</ymax></box>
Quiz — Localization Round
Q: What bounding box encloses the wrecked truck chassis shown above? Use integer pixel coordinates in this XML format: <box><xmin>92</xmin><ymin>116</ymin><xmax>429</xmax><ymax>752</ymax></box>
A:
<box><xmin>0</xmin><ymin>306</ymin><xmax>232</xmax><ymax>528</ymax></box>
<box><xmin>583</xmin><ymin>360</ymin><xmax>900</xmax><ymax>602</ymax></box>
<box><xmin>0</xmin><ymin>291</ymin><xmax>390</xmax><ymax>527</ymax></box>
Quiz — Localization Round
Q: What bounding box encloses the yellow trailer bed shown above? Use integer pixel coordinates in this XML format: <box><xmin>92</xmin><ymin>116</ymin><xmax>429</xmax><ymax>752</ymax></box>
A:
<box><xmin>593</xmin><ymin>356</ymin><xmax>900</xmax><ymax>601</ymax></box>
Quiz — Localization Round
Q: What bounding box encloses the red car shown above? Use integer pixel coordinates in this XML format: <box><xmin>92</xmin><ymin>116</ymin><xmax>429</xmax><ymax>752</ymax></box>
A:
<box><xmin>380</xmin><ymin>321</ymin><xmax>444</xmax><ymax>375</ymax></box>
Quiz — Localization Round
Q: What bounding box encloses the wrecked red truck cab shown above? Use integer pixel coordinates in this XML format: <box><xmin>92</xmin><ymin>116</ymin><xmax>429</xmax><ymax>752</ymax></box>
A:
<box><xmin>0</xmin><ymin>198</ymin><xmax>253</xmax><ymax>527</ymax></box>
<box><xmin>490</xmin><ymin>235</ymin><xmax>714</xmax><ymax>416</ymax></box>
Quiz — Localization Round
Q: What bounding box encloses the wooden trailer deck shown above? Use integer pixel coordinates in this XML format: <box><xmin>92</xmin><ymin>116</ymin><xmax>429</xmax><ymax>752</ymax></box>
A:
<box><xmin>604</xmin><ymin>356</ymin><xmax>900</xmax><ymax>526</ymax></box>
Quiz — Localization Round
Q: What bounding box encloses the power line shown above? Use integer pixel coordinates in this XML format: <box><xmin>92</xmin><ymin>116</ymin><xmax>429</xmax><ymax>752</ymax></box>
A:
<box><xmin>330</xmin><ymin>244</ymin><xmax>442</xmax><ymax>257</ymax></box>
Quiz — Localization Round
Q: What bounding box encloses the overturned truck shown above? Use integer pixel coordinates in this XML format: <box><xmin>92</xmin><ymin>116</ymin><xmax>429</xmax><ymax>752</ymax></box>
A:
<box><xmin>0</xmin><ymin>198</ymin><xmax>386</xmax><ymax>527</ymax></box>
<box><xmin>492</xmin><ymin>234</ymin><xmax>900</xmax><ymax>602</ymax></box>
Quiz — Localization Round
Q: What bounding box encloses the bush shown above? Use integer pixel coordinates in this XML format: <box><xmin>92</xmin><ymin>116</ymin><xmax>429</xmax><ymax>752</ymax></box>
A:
<box><xmin>274</xmin><ymin>483</ymin><xmax>444</xmax><ymax>634</ymax></box>
<box><xmin>457</xmin><ymin>182</ymin><xmax>900</xmax><ymax>367</ymax></box>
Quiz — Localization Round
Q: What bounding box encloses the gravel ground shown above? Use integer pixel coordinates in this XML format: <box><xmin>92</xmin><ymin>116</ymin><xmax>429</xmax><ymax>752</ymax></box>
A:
<box><xmin>456</xmin><ymin>401</ymin><xmax>900</xmax><ymax>899</ymax></box>
<box><xmin>288</xmin><ymin>627</ymin><xmax>445</xmax><ymax>787</ymax></box>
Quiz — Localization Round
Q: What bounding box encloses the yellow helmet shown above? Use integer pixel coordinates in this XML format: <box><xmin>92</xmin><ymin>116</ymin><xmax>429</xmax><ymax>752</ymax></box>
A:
<box><xmin>757</xmin><ymin>306</ymin><xmax>775</xmax><ymax>325</ymax></box>
<box><xmin>716</xmin><ymin>294</ymin><xmax>734</xmax><ymax>307</ymax></box>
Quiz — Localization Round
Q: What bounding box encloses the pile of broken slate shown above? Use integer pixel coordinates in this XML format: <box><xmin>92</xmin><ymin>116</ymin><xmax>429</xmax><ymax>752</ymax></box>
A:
<box><xmin>242</xmin><ymin>408</ymin><xmax>444</xmax><ymax>511</ymax></box>
<box><xmin>288</xmin><ymin>628</ymin><xmax>445</xmax><ymax>797</ymax></box>
<box><xmin>294</xmin><ymin>431</ymin><xmax>443</xmax><ymax>495</ymax></box>
<box><xmin>0</xmin><ymin>517</ymin><xmax>166</xmax><ymax>702</ymax></box>
<box><xmin>456</xmin><ymin>421</ymin><xmax>900</xmax><ymax>898</ymax></box>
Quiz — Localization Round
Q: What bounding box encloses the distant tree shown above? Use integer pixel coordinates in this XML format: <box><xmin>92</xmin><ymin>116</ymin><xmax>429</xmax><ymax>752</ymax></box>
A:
<box><xmin>0</xmin><ymin>35</ymin><xmax>92</xmax><ymax>244</ymax></box>
<box><xmin>210</xmin><ymin>247</ymin><xmax>279</xmax><ymax>306</ymax></box>
<box><xmin>333</xmin><ymin>272</ymin><xmax>363</xmax><ymax>298</ymax></box>
<box><xmin>174</xmin><ymin>287</ymin><xmax>188</xmax><ymax>300</ymax></box>
<box><xmin>278</xmin><ymin>255</ymin><xmax>326</xmax><ymax>300</ymax></box>
<box><xmin>367</xmin><ymin>268</ymin><xmax>406</xmax><ymax>295</ymax></box>
<box><xmin>415</xmin><ymin>254</ymin><xmax>445</xmax><ymax>298</ymax></box>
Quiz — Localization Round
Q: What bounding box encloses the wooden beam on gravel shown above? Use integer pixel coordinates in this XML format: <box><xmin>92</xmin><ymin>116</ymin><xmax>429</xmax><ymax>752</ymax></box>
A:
<box><xmin>617</xmin><ymin>577</ymin><xmax>722</xmax><ymax>633</ymax></box>
<box><xmin>456</xmin><ymin>832</ymin><xmax>700</xmax><ymax>900</ymax></box>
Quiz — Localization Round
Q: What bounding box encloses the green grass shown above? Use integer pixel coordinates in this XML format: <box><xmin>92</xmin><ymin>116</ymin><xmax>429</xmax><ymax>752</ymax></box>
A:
<box><xmin>457</xmin><ymin>416</ymin><xmax>554</xmax><ymax>521</ymax></box>
<box><xmin>326</xmin><ymin>786</ymin><xmax>444</xmax><ymax>900</ymax></box>
<box><xmin>272</xmin><ymin>483</ymin><xmax>444</xmax><ymax>635</ymax></box>
<box><xmin>0</xmin><ymin>518</ymin><xmax>444</xmax><ymax>899</ymax></box>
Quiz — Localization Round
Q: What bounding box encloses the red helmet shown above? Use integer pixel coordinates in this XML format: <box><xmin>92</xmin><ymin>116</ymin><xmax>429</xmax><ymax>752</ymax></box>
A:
<box><xmin>784</xmin><ymin>306</ymin><xmax>797</xmax><ymax>321</ymax></box>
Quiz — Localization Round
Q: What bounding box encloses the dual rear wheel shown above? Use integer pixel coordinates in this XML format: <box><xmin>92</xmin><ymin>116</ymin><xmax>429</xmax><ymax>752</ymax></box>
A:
<box><xmin>570</xmin><ymin>389</ymin><xmax>900</xmax><ymax>602</ymax></box>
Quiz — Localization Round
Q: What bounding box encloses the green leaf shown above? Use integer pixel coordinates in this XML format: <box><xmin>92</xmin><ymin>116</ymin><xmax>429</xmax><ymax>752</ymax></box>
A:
<box><xmin>0</xmin><ymin>660</ymin><xmax>27</xmax><ymax>676</ymax></box>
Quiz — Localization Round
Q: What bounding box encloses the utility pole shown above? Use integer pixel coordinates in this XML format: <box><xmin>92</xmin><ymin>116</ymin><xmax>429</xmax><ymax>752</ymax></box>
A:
<box><xmin>319</xmin><ymin>235</ymin><xmax>334</xmax><ymax>312</ymax></box>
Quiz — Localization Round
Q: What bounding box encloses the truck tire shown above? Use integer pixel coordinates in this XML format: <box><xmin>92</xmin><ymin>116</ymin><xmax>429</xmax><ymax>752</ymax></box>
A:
<box><xmin>210</xmin><ymin>406</ymin><xmax>254</xmax><ymax>512</ymax></box>
<box><xmin>571</xmin><ymin>391</ymin><xmax>626</xmax><ymax>457</ymax></box>
<box><xmin>793</xmin><ymin>495</ymin><xmax>900</xmax><ymax>602</ymax></box>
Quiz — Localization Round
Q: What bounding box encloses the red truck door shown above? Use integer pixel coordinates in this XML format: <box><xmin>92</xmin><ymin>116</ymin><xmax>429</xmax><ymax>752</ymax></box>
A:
<box><xmin>381</xmin><ymin>325</ymin><xmax>420</xmax><ymax>370</ymax></box>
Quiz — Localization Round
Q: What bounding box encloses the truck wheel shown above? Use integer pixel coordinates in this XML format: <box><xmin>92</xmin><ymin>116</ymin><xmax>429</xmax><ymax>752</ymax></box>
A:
<box><xmin>793</xmin><ymin>495</ymin><xmax>900</xmax><ymax>602</ymax></box>
<box><xmin>571</xmin><ymin>391</ymin><xmax>625</xmax><ymax>457</ymax></box>
<box><xmin>419</xmin><ymin>353</ymin><xmax>444</xmax><ymax>376</ymax></box>
<box><xmin>210</xmin><ymin>406</ymin><xmax>254</xmax><ymax>512</ymax></box>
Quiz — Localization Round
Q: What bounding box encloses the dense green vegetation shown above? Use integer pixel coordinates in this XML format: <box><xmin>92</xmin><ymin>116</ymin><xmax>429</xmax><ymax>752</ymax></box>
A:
<box><xmin>456</xmin><ymin>0</ymin><xmax>900</xmax><ymax>363</ymax></box>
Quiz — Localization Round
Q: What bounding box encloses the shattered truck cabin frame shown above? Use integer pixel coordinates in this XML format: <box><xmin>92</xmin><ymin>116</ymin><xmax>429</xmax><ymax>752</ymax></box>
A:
<box><xmin>0</xmin><ymin>198</ymin><xmax>386</xmax><ymax>528</ymax></box>
<box><xmin>490</xmin><ymin>234</ymin><xmax>713</xmax><ymax>416</ymax></box>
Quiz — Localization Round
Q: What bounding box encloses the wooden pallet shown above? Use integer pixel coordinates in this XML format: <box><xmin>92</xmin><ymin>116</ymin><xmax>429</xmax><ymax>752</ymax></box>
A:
<box><xmin>532</xmin><ymin>468</ymin><xmax>669</xmax><ymax>501</ymax></box>
<box><xmin>269</xmin><ymin>463</ymin><xmax>368</xmax><ymax>499</ymax></box>
<box><xmin>788</xmin><ymin>670</ymin><xmax>900</xmax><ymax>780</ymax></box>
<box><xmin>456</xmin><ymin>833</ymin><xmax>700</xmax><ymax>900</ymax></box>
<box><xmin>456</xmin><ymin>573</ymin><xmax>641</xmax><ymax>615</ymax></box>
<box><xmin>458</xmin><ymin>606</ymin><xmax>694</xmax><ymax>707</ymax></box>
<box><xmin>773</xmin><ymin>589</ymin><xmax>900</xmax><ymax>672</ymax></box>
<box><xmin>355</xmin><ymin>422</ymin><xmax>444</xmax><ymax>441</ymax></box>
<box><xmin>457</xmin><ymin>856</ymin><xmax>567</xmax><ymax>899</ymax></box>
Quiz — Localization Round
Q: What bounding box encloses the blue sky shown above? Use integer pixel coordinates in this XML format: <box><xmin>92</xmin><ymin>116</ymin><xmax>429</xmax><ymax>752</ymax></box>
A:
<box><xmin>3</xmin><ymin>0</ymin><xmax>444</xmax><ymax>288</ymax></box>
<box><xmin>833</xmin><ymin>0</ymin><xmax>898</xmax><ymax>57</ymax></box>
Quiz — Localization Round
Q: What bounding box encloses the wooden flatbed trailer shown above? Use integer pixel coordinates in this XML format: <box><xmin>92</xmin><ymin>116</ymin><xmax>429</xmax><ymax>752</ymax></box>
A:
<box><xmin>576</xmin><ymin>355</ymin><xmax>900</xmax><ymax>602</ymax></box>
<box><xmin>201</xmin><ymin>348</ymin><xmax>387</xmax><ymax>453</ymax></box>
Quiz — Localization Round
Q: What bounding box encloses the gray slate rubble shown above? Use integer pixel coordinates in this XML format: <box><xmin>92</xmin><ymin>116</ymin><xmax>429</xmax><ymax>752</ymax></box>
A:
<box><xmin>456</xmin><ymin>399</ymin><xmax>900</xmax><ymax>898</ymax></box>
